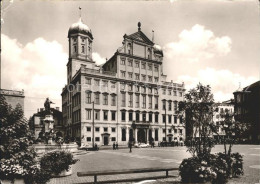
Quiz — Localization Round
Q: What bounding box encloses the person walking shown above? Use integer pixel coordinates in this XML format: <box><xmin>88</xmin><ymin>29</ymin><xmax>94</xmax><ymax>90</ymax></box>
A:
<box><xmin>129</xmin><ymin>141</ymin><xmax>132</xmax><ymax>153</ymax></box>
<box><xmin>116</xmin><ymin>142</ymin><xmax>118</xmax><ymax>150</ymax></box>
<box><xmin>113</xmin><ymin>142</ymin><xmax>115</xmax><ymax>150</ymax></box>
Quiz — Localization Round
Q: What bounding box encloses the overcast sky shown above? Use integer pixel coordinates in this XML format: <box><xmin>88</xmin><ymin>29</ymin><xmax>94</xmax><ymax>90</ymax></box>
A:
<box><xmin>1</xmin><ymin>0</ymin><xmax>260</xmax><ymax>118</ymax></box>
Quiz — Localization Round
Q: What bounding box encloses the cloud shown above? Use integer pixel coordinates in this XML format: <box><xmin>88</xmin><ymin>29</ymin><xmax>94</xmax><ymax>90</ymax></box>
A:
<box><xmin>164</xmin><ymin>24</ymin><xmax>232</xmax><ymax>62</ymax></box>
<box><xmin>2</xmin><ymin>34</ymin><xmax>68</xmax><ymax>118</ymax></box>
<box><xmin>92</xmin><ymin>52</ymin><xmax>106</xmax><ymax>66</ymax></box>
<box><xmin>177</xmin><ymin>67</ymin><xmax>258</xmax><ymax>102</ymax></box>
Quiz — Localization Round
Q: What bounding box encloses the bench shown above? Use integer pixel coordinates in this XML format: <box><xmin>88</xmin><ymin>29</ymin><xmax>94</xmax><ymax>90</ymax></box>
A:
<box><xmin>77</xmin><ymin>167</ymin><xmax>178</xmax><ymax>183</ymax></box>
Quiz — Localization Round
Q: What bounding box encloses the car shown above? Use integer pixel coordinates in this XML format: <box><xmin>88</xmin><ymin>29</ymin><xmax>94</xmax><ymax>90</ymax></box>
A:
<box><xmin>79</xmin><ymin>143</ymin><xmax>99</xmax><ymax>151</ymax></box>
<box><xmin>134</xmin><ymin>143</ymin><xmax>150</xmax><ymax>148</ymax></box>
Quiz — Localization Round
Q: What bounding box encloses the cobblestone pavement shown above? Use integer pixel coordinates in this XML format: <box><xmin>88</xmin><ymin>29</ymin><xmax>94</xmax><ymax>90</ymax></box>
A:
<box><xmin>48</xmin><ymin>145</ymin><xmax>260</xmax><ymax>184</ymax></box>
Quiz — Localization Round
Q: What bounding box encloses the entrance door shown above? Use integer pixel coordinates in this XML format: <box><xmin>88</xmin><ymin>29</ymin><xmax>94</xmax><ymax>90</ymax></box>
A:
<box><xmin>104</xmin><ymin>136</ymin><xmax>108</xmax><ymax>145</ymax></box>
<box><xmin>137</xmin><ymin>129</ymin><xmax>145</xmax><ymax>143</ymax></box>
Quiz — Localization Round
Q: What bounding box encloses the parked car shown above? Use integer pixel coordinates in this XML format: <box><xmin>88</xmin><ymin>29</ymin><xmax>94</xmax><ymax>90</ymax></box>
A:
<box><xmin>79</xmin><ymin>143</ymin><xmax>99</xmax><ymax>151</ymax></box>
<box><xmin>134</xmin><ymin>143</ymin><xmax>150</xmax><ymax>148</ymax></box>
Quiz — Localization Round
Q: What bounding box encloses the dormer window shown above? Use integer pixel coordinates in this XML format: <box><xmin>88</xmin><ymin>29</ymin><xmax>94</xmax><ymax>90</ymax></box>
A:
<box><xmin>127</xmin><ymin>43</ymin><xmax>132</xmax><ymax>55</ymax></box>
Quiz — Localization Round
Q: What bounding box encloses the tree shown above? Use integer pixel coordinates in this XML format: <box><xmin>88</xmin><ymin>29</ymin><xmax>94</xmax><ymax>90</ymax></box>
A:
<box><xmin>0</xmin><ymin>95</ymin><xmax>50</xmax><ymax>183</ymax></box>
<box><xmin>178</xmin><ymin>83</ymin><xmax>216</xmax><ymax>158</ymax></box>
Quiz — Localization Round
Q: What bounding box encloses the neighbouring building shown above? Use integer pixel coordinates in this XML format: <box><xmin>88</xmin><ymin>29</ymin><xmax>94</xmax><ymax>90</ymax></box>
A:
<box><xmin>61</xmin><ymin>17</ymin><xmax>185</xmax><ymax>146</ymax></box>
<box><xmin>212</xmin><ymin>100</ymin><xmax>234</xmax><ymax>143</ymax></box>
<box><xmin>29</xmin><ymin>105</ymin><xmax>64</xmax><ymax>139</ymax></box>
<box><xmin>0</xmin><ymin>89</ymin><xmax>25</xmax><ymax>111</ymax></box>
<box><xmin>233</xmin><ymin>81</ymin><xmax>260</xmax><ymax>144</ymax></box>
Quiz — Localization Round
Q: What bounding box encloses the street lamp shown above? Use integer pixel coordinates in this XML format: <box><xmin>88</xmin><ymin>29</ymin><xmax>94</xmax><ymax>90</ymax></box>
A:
<box><xmin>92</xmin><ymin>101</ymin><xmax>95</xmax><ymax>148</ymax></box>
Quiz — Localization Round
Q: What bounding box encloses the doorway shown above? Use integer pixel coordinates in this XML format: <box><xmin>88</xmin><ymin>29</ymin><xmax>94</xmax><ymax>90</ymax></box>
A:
<box><xmin>104</xmin><ymin>136</ymin><xmax>109</xmax><ymax>145</ymax></box>
<box><xmin>137</xmin><ymin>129</ymin><xmax>146</xmax><ymax>143</ymax></box>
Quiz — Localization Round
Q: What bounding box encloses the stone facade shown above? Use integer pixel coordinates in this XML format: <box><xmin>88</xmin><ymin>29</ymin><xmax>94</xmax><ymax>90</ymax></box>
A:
<box><xmin>0</xmin><ymin>89</ymin><xmax>25</xmax><ymax>111</ymax></box>
<box><xmin>62</xmin><ymin>18</ymin><xmax>185</xmax><ymax>146</ymax></box>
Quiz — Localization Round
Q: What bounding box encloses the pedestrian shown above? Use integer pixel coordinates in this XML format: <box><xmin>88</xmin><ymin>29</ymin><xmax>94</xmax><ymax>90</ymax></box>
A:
<box><xmin>113</xmin><ymin>142</ymin><xmax>115</xmax><ymax>150</ymax></box>
<box><xmin>116</xmin><ymin>142</ymin><xmax>118</xmax><ymax>150</ymax></box>
<box><xmin>129</xmin><ymin>141</ymin><xmax>132</xmax><ymax>153</ymax></box>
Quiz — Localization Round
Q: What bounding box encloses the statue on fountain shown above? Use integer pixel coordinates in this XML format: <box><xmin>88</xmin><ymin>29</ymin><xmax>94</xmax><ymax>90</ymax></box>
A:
<box><xmin>44</xmin><ymin>97</ymin><xmax>54</xmax><ymax>114</ymax></box>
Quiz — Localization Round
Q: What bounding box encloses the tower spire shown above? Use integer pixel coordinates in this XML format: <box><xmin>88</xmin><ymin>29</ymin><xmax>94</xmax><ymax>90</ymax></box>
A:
<box><xmin>79</xmin><ymin>6</ymin><xmax>82</xmax><ymax>19</ymax></box>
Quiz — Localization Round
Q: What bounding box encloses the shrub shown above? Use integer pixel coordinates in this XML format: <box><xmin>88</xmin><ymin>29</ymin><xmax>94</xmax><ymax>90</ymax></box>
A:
<box><xmin>40</xmin><ymin>150</ymin><xmax>79</xmax><ymax>175</ymax></box>
<box><xmin>230</xmin><ymin>152</ymin><xmax>244</xmax><ymax>177</ymax></box>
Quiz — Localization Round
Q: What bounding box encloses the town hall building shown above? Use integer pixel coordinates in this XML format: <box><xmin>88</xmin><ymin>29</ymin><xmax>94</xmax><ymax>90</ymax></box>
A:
<box><xmin>61</xmin><ymin>16</ymin><xmax>185</xmax><ymax>146</ymax></box>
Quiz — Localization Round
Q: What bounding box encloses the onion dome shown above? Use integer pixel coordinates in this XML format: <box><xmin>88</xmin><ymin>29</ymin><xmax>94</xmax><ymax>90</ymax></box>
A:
<box><xmin>68</xmin><ymin>18</ymin><xmax>93</xmax><ymax>39</ymax></box>
<box><xmin>153</xmin><ymin>44</ymin><xmax>163</xmax><ymax>56</ymax></box>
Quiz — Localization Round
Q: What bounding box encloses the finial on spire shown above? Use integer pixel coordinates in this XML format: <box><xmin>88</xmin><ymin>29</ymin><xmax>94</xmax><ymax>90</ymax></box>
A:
<box><xmin>138</xmin><ymin>22</ymin><xmax>141</xmax><ymax>31</ymax></box>
<box><xmin>152</xmin><ymin>30</ymin><xmax>154</xmax><ymax>42</ymax></box>
<box><xmin>79</xmin><ymin>6</ymin><xmax>82</xmax><ymax>18</ymax></box>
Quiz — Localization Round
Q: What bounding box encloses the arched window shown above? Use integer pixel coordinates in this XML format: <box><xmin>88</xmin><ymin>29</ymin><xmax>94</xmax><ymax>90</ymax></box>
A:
<box><xmin>122</xmin><ymin>128</ymin><xmax>126</xmax><ymax>141</ymax></box>
<box><xmin>127</xmin><ymin>43</ymin><xmax>132</xmax><ymax>55</ymax></box>
<box><xmin>74</xmin><ymin>45</ymin><xmax>77</xmax><ymax>53</ymax></box>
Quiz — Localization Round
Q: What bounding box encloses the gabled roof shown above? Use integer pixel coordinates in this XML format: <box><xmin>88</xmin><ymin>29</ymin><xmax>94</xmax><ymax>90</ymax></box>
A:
<box><xmin>124</xmin><ymin>31</ymin><xmax>154</xmax><ymax>45</ymax></box>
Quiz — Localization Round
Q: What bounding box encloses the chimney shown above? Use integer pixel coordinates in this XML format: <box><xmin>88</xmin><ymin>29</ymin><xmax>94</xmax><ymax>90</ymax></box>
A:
<box><xmin>40</xmin><ymin>108</ymin><xmax>44</xmax><ymax>112</ymax></box>
<box><xmin>56</xmin><ymin>107</ymin><xmax>60</xmax><ymax>111</ymax></box>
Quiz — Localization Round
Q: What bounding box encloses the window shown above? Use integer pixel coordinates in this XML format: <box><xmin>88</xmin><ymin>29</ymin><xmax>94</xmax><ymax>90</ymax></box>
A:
<box><xmin>163</xmin><ymin>115</ymin><xmax>166</xmax><ymax>123</ymax></box>
<box><xmin>112</xmin><ymin>127</ymin><xmax>116</xmax><ymax>132</ymax></box>
<box><xmin>155</xmin><ymin>97</ymin><xmax>158</xmax><ymax>109</ymax></box>
<box><xmin>121</xmin><ymin>59</ymin><xmax>125</xmax><ymax>65</ymax></box>
<box><xmin>95</xmin><ymin>127</ymin><xmax>100</xmax><ymax>132</ymax></box>
<box><xmin>135</xmin><ymin>95</ymin><xmax>140</xmax><ymax>108</ymax></box>
<box><xmin>174</xmin><ymin>101</ymin><xmax>178</xmax><ymax>112</ymax></box>
<box><xmin>142</xmin><ymin>95</ymin><xmax>146</xmax><ymax>108</ymax></box>
<box><xmin>162</xmin><ymin>89</ymin><xmax>166</xmax><ymax>95</ymax></box>
<box><xmin>86</xmin><ymin>110</ymin><xmax>91</xmax><ymax>120</ymax></box>
<box><xmin>127</xmin><ymin>43</ymin><xmax>131</xmax><ymax>54</ymax></box>
<box><xmin>155</xmin><ymin>114</ymin><xmax>159</xmax><ymax>123</ymax></box>
<box><xmin>121</xmin><ymin>83</ymin><xmax>125</xmax><ymax>90</ymax></box>
<box><xmin>111</xmin><ymin>137</ymin><xmax>116</xmax><ymax>141</ymax></box>
<box><xmin>121</xmin><ymin>111</ymin><xmax>126</xmax><ymax>121</ymax></box>
<box><xmin>142</xmin><ymin>87</ymin><xmax>146</xmax><ymax>93</ymax></box>
<box><xmin>128</xmin><ymin>60</ymin><xmax>133</xmax><ymax>66</ymax></box>
<box><xmin>174</xmin><ymin>129</ymin><xmax>177</xmax><ymax>133</ymax></box>
<box><xmin>173</xmin><ymin>91</ymin><xmax>177</xmax><ymax>96</ymax></box>
<box><xmin>103</xmin><ymin>81</ymin><xmax>108</xmax><ymax>87</ymax></box>
<box><xmin>103</xmin><ymin>94</ymin><xmax>108</xmax><ymax>105</ymax></box>
<box><xmin>136</xmin><ymin>112</ymin><xmax>140</xmax><ymax>122</ymax></box>
<box><xmin>73</xmin><ymin>45</ymin><xmax>77</xmax><ymax>53</ymax></box>
<box><xmin>168</xmin><ymin>115</ymin><xmax>172</xmax><ymax>123</ymax></box>
<box><xmin>94</xmin><ymin>93</ymin><xmax>100</xmax><ymax>104</ymax></box>
<box><xmin>121</xmin><ymin>93</ymin><xmax>126</xmax><ymax>107</ymax></box>
<box><xmin>111</xmin><ymin>82</ymin><xmax>116</xmax><ymax>89</ymax></box>
<box><xmin>129</xmin><ymin>94</ymin><xmax>133</xmax><ymax>107</ymax></box>
<box><xmin>168</xmin><ymin>101</ymin><xmax>172</xmax><ymax>111</ymax></box>
<box><xmin>95</xmin><ymin>111</ymin><xmax>100</xmax><ymax>120</ymax></box>
<box><xmin>163</xmin><ymin>129</ymin><xmax>166</xmax><ymax>133</ymax></box>
<box><xmin>142</xmin><ymin>75</ymin><xmax>146</xmax><ymax>81</ymax></box>
<box><xmin>148</xmin><ymin>96</ymin><xmax>152</xmax><ymax>109</ymax></box>
<box><xmin>103</xmin><ymin>111</ymin><xmax>108</xmax><ymax>121</ymax></box>
<box><xmin>111</xmin><ymin>95</ymin><xmax>116</xmax><ymax>106</ymax></box>
<box><xmin>104</xmin><ymin>127</ymin><xmax>108</xmax><ymax>132</ymax></box>
<box><xmin>155</xmin><ymin>129</ymin><xmax>158</xmax><ymax>141</ymax></box>
<box><xmin>179</xmin><ymin>92</ymin><xmax>183</xmax><ymax>97</ymax></box>
<box><xmin>95</xmin><ymin>137</ymin><xmax>100</xmax><ymax>142</ymax></box>
<box><xmin>147</xmin><ymin>48</ymin><xmax>151</xmax><ymax>59</ymax></box>
<box><xmin>135</xmin><ymin>61</ymin><xmax>139</xmax><ymax>68</ymax></box>
<box><xmin>111</xmin><ymin>111</ymin><xmax>116</xmax><ymax>121</ymax></box>
<box><xmin>148</xmin><ymin>88</ymin><xmax>152</xmax><ymax>93</ymax></box>
<box><xmin>149</xmin><ymin>113</ymin><xmax>152</xmax><ymax>122</ymax></box>
<box><xmin>86</xmin><ymin>127</ymin><xmax>91</xmax><ymax>132</ymax></box>
<box><xmin>179</xmin><ymin>129</ymin><xmax>183</xmax><ymax>134</ymax></box>
<box><xmin>148</xmin><ymin>64</ymin><xmax>152</xmax><ymax>70</ymax></box>
<box><xmin>94</xmin><ymin>80</ymin><xmax>100</xmax><ymax>86</ymax></box>
<box><xmin>174</xmin><ymin>116</ymin><xmax>177</xmax><ymax>124</ymax></box>
<box><xmin>81</xmin><ymin>45</ymin><xmax>85</xmax><ymax>53</ymax></box>
<box><xmin>121</xmin><ymin>71</ymin><xmax>126</xmax><ymax>78</ymax></box>
<box><xmin>162</xmin><ymin>101</ymin><xmax>166</xmax><ymax>110</ymax></box>
<box><xmin>141</xmin><ymin>63</ymin><xmax>146</xmax><ymax>69</ymax></box>
<box><xmin>154</xmin><ymin>66</ymin><xmax>158</xmax><ymax>72</ymax></box>
<box><xmin>87</xmin><ymin>137</ymin><xmax>91</xmax><ymax>142</ymax></box>
<box><xmin>142</xmin><ymin>113</ymin><xmax>146</xmax><ymax>122</ymax></box>
<box><xmin>86</xmin><ymin>92</ymin><xmax>91</xmax><ymax>104</ymax></box>
<box><xmin>180</xmin><ymin>116</ymin><xmax>183</xmax><ymax>124</ymax></box>
<box><xmin>122</xmin><ymin>128</ymin><xmax>126</xmax><ymax>141</ymax></box>
<box><xmin>168</xmin><ymin>129</ymin><xmax>172</xmax><ymax>133</ymax></box>
<box><xmin>128</xmin><ymin>73</ymin><xmax>133</xmax><ymax>79</ymax></box>
<box><xmin>148</xmin><ymin>76</ymin><xmax>152</xmax><ymax>82</ymax></box>
<box><xmin>129</xmin><ymin>112</ymin><xmax>133</xmax><ymax>121</ymax></box>
<box><xmin>85</xmin><ymin>78</ymin><xmax>91</xmax><ymax>84</ymax></box>
<box><xmin>168</xmin><ymin>90</ymin><xmax>171</xmax><ymax>95</ymax></box>
<box><xmin>154</xmin><ymin>77</ymin><xmax>158</xmax><ymax>82</ymax></box>
<box><xmin>135</xmin><ymin>74</ymin><xmax>140</xmax><ymax>80</ymax></box>
<box><xmin>128</xmin><ymin>85</ymin><xmax>133</xmax><ymax>91</ymax></box>
<box><xmin>136</xmin><ymin>86</ymin><xmax>140</xmax><ymax>92</ymax></box>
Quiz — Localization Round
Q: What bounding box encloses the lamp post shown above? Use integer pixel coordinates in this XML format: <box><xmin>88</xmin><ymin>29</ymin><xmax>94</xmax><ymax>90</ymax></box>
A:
<box><xmin>164</xmin><ymin>101</ymin><xmax>167</xmax><ymax>142</ymax></box>
<box><xmin>92</xmin><ymin>101</ymin><xmax>95</xmax><ymax>148</ymax></box>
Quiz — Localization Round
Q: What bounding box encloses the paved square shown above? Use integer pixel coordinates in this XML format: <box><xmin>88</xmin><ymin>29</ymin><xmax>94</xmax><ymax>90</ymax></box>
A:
<box><xmin>48</xmin><ymin>145</ymin><xmax>260</xmax><ymax>184</ymax></box>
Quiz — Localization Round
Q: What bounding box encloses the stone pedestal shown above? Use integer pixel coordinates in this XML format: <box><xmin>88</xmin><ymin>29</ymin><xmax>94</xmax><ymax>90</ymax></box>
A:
<box><xmin>44</xmin><ymin>114</ymin><xmax>54</xmax><ymax>133</ymax></box>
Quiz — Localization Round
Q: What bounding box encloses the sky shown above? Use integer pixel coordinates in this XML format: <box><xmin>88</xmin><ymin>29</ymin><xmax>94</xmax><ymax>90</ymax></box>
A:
<box><xmin>1</xmin><ymin>0</ymin><xmax>260</xmax><ymax>118</ymax></box>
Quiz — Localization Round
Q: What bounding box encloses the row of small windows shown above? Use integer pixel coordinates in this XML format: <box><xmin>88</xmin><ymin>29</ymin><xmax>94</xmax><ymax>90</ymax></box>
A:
<box><xmin>120</xmin><ymin>71</ymin><xmax>159</xmax><ymax>82</ymax></box>
<box><xmin>162</xmin><ymin>128</ymin><xmax>183</xmax><ymax>134</ymax></box>
<box><xmin>162</xmin><ymin>89</ymin><xmax>183</xmax><ymax>97</ymax></box>
<box><xmin>86</xmin><ymin>126</ymin><xmax>116</xmax><ymax>132</ymax></box>
<box><xmin>120</xmin><ymin>59</ymin><xmax>158</xmax><ymax>71</ymax></box>
<box><xmin>86</xmin><ymin>110</ymin><xmax>116</xmax><ymax>121</ymax></box>
<box><xmin>85</xmin><ymin>93</ymin><xmax>116</xmax><ymax>106</ymax></box>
